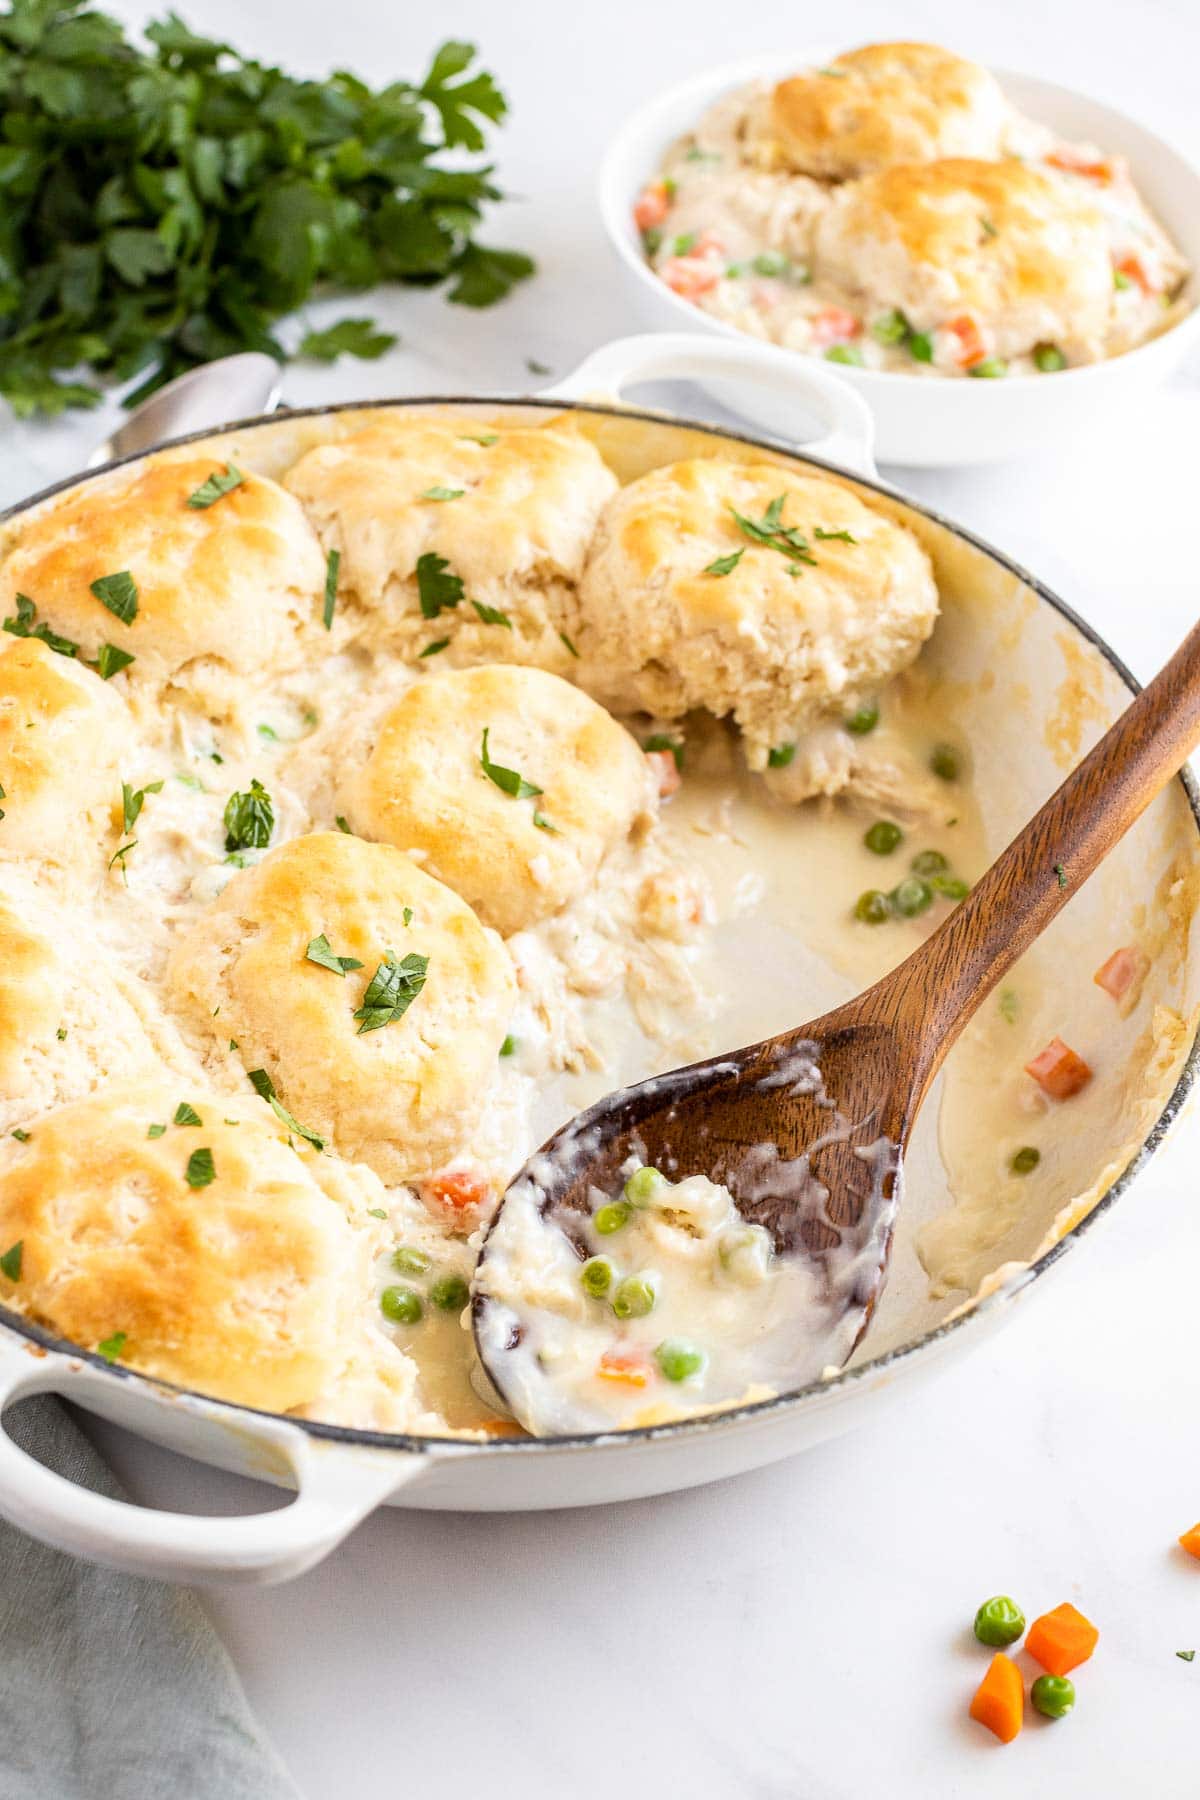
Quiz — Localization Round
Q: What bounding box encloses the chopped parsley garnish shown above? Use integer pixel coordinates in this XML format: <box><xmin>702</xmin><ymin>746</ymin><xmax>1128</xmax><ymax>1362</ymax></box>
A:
<box><xmin>471</xmin><ymin>599</ymin><xmax>512</xmax><ymax>628</ymax></box>
<box><xmin>1054</xmin><ymin>862</ymin><xmax>1068</xmax><ymax>889</ymax></box>
<box><xmin>460</xmin><ymin>433</ymin><xmax>499</xmax><ymax>447</ymax></box>
<box><xmin>525</xmin><ymin>357</ymin><xmax>551</xmax><ymax>376</ymax></box>
<box><xmin>1178</xmin><ymin>1650</ymin><xmax>1196</xmax><ymax>1662</ymax></box>
<box><xmin>0</xmin><ymin>1240</ymin><xmax>22</xmax><ymax>1281</ymax></box>
<box><xmin>335</xmin><ymin>815</ymin><xmax>351</xmax><ymax>833</ymax></box>
<box><xmin>500</xmin><ymin>1034</ymin><xmax>517</xmax><ymax>1057</ymax></box>
<box><xmin>108</xmin><ymin>840</ymin><xmax>137</xmax><ymax>877</ymax></box>
<box><xmin>187</xmin><ymin>463</ymin><xmax>245</xmax><ymax>509</ymax></box>
<box><xmin>419</xmin><ymin>637</ymin><xmax>450</xmax><ymax>657</ymax></box>
<box><xmin>0</xmin><ymin>781</ymin><xmax>5</xmax><ymax>820</ymax></box>
<box><xmin>147</xmin><ymin>1123</ymin><xmax>167</xmax><ymax>1139</ymax></box>
<box><xmin>728</xmin><ymin>495</ymin><xmax>818</xmax><ymax>569</ymax></box>
<box><xmin>90</xmin><ymin>570</ymin><xmax>138</xmax><ymax>625</ymax></box>
<box><xmin>422</xmin><ymin>485</ymin><xmax>465</xmax><ymax>501</ymax></box>
<box><xmin>121</xmin><ymin>778</ymin><xmax>163</xmax><ymax>835</ymax></box>
<box><xmin>323</xmin><ymin>548</ymin><xmax>340</xmax><ymax>630</ymax></box>
<box><xmin>246</xmin><ymin>1068</ymin><xmax>325</xmax><ymax>1150</ymax></box>
<box><xmin>257</xmin><ymin>723</ymin><xmax>279</xmax><ymax>743</ymax></box>
<box><xmin>11</xmin><ymin>1128</ymin><xmax>29</xmax><ymax>1143</ymax></box>
<box><xmin>684</xmin><ymin>146</ymin><xmax>721</xmax><ymax>164</ymax></box>
<box><xmin>3</xmin><ymin>593</ymin><xmax>79</xmax><ymax>658</ymax></box>
<box><xmin>55</xmin><ymin>1026</ymin><xmax>67</xmax><ymax>1041</ymax></box>
<box><xmin>306</xmin><ymin>933</ymin><xmax>364</xmax><ymax>976</ymax></box>
<box><xmin>816</xmin><ymin>65</ymin><xmax>848</xmax><ymax>76</ymax></box>
<box><xmin>223</xmin><ymin>779</ymin><xmax>274</xmax><ymax>853</ymax></box>
<box><xmin>184</xmin><ymin>1147</ymin><xmax>216</xmax><ymax>1189</ymax></box>
<box><xmin>95</xmin><ymin>644</ymin><xmax>135</xmax><ymax>680</ymax></box>
<box><xmin>558</xmin><ymin>630</ymin><xmax>580</xmax><ymax>659</ymax></box>
<box><xmin>768</xmin><ymin>744</ymin><xmax>796</xmax><ymax>768</ymax></box>
<box><xmin>704</xmin><ymin>549</ymin><xmax>744</xmax><ymax>577</ymax></box>
<box><xmin>96</xmin><ymin>1332</ymin><xmax>127</xmax><ymax>1363</ymax></box>
<box><xmin>532</xmin><ymin>809</ymin><xmax>558</xmax><ymax>833</ymax></box>
<box><xmin>173</xmin><ymin>1102</ymin><xmax>202</xmax><ymax>1127</ymax></box>
<box><xmin>479</xmin><ymin>727</ymin><xmax>543</xmax><ymax>800</ymax></box>
<box><xmin>980</xmin><ymin>216</ymin><xmax>998</xmax><ymax>239</ymax></box>
<box><xmin>814</xmin><ymin>526</ymin><xmax>857</xmax><ymax>544</ymax></box>
<box><xmin>353</xmin><ymin>951</ymin><xmax>430</xmax><ymax>1034</ymax></box>
<box><xmin>403</xmin><ymin>907</ymin><xmax>413</xmax><ymax>926</ymax></box>
<box><xmin>999</xmin><ymin>989</ymin><xmax>1019</xmax><ymax>1023</ymax></box>
<box><xmin>299</xmin><ymin>319</ymin><xmax>396</xmax><ymax>361</ymax></box>
<box><xmin>644</xmin><ymin>734</ymin><xmax>684</xmax><ymax>771</ymax></box>
<box><xmin>415</xmin><ymin>552</ymin><xmax>465</xmax><ymax>619</ymax></box>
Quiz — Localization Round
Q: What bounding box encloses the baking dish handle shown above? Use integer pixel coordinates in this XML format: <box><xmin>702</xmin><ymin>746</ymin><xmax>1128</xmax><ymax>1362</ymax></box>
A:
<box><xmin>544</xmin><ymin>332</ymin><xmax>878</xmax><ymax>477</ymax></box>
<box><xmin>0</xmin><ymin>1341</ymin><xmax>423</xmax><ymax>1586</ymax></box>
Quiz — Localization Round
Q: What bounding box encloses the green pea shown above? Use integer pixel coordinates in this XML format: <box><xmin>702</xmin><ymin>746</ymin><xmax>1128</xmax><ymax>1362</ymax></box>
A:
<box><xmin>1010</xmin><ymin>1146</ymin><xmax>1040</xmax><ymax>1175</ymax></box>
<box><xmin>392</xmin><ymin>1246</ymin><xmax>431</xmax><ymax>1275</ymax></box>
<box><xmin>752</xmin><ymin>250</ymin><xmax>790</xmax><ymax>278</ymax></box>
<box><xmin>864</xmin><ymin>820</ymin><xmax>903</xmax><ymax>855</ymax></box>
<box><xmin>380</xmin><ymin>1285</ymin><xmax>423</xmax><ymax>1325</ymax></box>
<box><xmin>932</xmin><ymin>874</ymin><xmax>970</xmax><ymax>900</ymax></box>
<box><xmin>612</xmin><ymin>1273</ymin><xmax>658</xmax><ymax>1320</ymax></box>
<box><xmin>1033</xmin><ymin>343</ymin><xmax>1067</xmax><ymax>373</ymax></box>
<box><xmin>968</xmin><ymin>357</ymin><xmax>1008</xmax><ymax>379</ymax></box>
<box><xmin>671</xmin><ymin>231</ymin><xmax>697</xmax><ymax>256</ymax></box>
<box><xmin>767</xmin><ymin>743</ymin><xmax>796</xmax><ymax>768</ymax></box>
<box><xmin>1031</xmin><ymin>1674</ymin><xmax>1075</xmax><ymax>1719</ymax></box>
<box><xmin>825</xmin><ymin>344</ymin><xmax>864</xmax><ymax>366</ymax></box>
<box><xmin>930</xmin><ymin>743</ymin><xmax>960</xmax><ymax>781</ymax></box>
<box><xmin>854</xmin><ymin>889</ymin><xmax>891</xmax><ymax>924</ymax></box>
<box><xmin>973</xmin><ymin>1595</ymin><xmax>1025</xmax><ymax>1648</ymax></box>
<box><xmin>911</xmin><ymin>849</ymin><xmax>949</xmax><ymax>876</ymax></box>
<box><xmin>581</xmin><ymin>1257</ymin><xmax>615</xmax><ymax>1298</ymax></box>
<box><xmin>908</xmin><ymin>332</ymin><xmax>934</xmax><ymax>363</ymax></box>
<box><xmin>624</xmin><ymin>1165</ymin><xmax>666</xmax><ymax>1207</ymax></box>
<box><xmin>655</xmin><ymin>1338</ymin><xmax>706</xmax><ymax>1382</ymax></box>
<box><xmin>430</xmin><ymin>1274</ymin><xmax>470</xmax><ymax>1312</ymax></box>
<box><xmin>499</xmin><ymin>1034</ymin><xmax>517</xmax><ymax>1057</ymax></box>
<box><xmin>594</xmin><ymin>1201</ymin><xmax>632</xmax><ymax>1235</ymax></box>
<box><xmin>845</xmin><ymin>701</ymin><xmax>879</xmax><ymax>735</ymax></box>
<box><xmin>871</xmin><ymin>308</ymin><xmax>909</xmax><ymax>345</ymax></box>
<box><xmin>891</xmin><ymin>877</ymin><xmax>933</xmax><ymax>918</ymax></box>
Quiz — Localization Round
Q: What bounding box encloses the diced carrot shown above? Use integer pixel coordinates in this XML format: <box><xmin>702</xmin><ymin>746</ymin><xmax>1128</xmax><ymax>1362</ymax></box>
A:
<box><xmin>470</xmin><ymin>1416</ymin><xmax>527</xmax><ymax>1438</ymax></box>
<box><xmin>645</xmin><ymin>748</ymin><xmax>681</xmax><ymax>799</ymax></box>
<box><xmin>968</xmin><ymin>1653</ymin><xmax>1024</xmax><ymax>1743</ymax></box>
<box><xmin>809</xmin><ymin>305</ymin><xmax>861</xmax><ymax>347</ymax></box>
<box><xmin>948</xmin><ymin>314</ymin><xmax>987</xmax><ymax>368</ymax></box>
<box><xmin>1024</xmin><ymin>1037</ymin><xmax>1092</xmax><ymax>1100</ymax></box>
<box><xmin>1025</xmin><ymin>1603</ymin><xmax>1099</xmax><ymax>1676</ymax></box>
<box><xmin>597</xmin><ymin>1349</ymin><xmax>652</xmax><ymax>1388</ymax></box>
<box><xmin>1114</xmin><ymin>252</ymin><xmax>1156</xmax><ymax>297</ymax></box>
<box><xmin>633</xmin><ymin>181</ymin><xmax>670</xmax><ymax>231</ymax></box>
<box><xmin>662</xmin><ymin>256</ymin><xmax>721</xmax><ymax>300</ymax></box>
<box><xmin>1178</xmin><ymin>1523</ymin><xmax>1200</xmax><ymax>1560</ymax></box>
<box><xmin>1093</xmin><ymin>945</ymin><xmax>1148</xmax><ymax>1003</ymax></box>
<box><xmin>1046</xmin><ymin>149</ymin><xmax>1115</xmax><ymax>184</ymax></box>
<box><xmin>423</xmin><ymin>1168</ymin><xmax>490</xmax><ymax>1218</ymax></box>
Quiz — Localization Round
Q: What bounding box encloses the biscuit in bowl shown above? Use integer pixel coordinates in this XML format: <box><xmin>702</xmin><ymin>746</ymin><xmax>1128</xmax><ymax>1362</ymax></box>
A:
<box><xmin>0</xmin><ymin>455</ymin><xmax>327</xmax><ymax>687</ymax></box>
<box><xmin>166</xmin><ymin>831</ymin><xmax>517</xmax><ymax>1184</ymax></box>
<box><xmin>0</xmin><ymin>636</ymin><xmax>127</xmax><ymax>871</ymax></box>
<box><xmin>0</xmin><ymin>1082</ymin><xmax>367</xmax><ymax>1412</ymax></box>
<box><xmin>577</xmin><ymin>459</ymin><xmax>938</xmax><ymax>766</ymax></box>
<box><xmin>282</xmin><ymin>414</ymin><xmax>617</xmax><ymax>664</ymax></box>
<box><xmin>746</xmin><ymin>43</ymin><xmax>1015</xmax><ymax>180</ymax></box>
<box><xmin>341</xmin><ymin>665</ymin><xmax>658</xmax><ymax>936</ymax></box>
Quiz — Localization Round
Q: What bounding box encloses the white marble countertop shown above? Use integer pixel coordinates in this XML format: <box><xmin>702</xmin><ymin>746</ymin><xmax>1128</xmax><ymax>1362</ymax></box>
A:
<box><xmin>12</xmin><ymin>0</ymin><xmax>1200</xmax><ymax>1792</ymax></box>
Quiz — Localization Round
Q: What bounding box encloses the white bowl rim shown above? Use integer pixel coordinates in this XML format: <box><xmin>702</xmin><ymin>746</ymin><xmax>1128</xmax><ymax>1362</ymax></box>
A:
<box><xmin>597</xmin><ymin>47</ymin><xmax>1200</xmax><ymax>391</ymax></box>
<box><xmin>2</xmin><ymin>391</ymin><xmax>1198</xmax><ymax>1458</ymax></box>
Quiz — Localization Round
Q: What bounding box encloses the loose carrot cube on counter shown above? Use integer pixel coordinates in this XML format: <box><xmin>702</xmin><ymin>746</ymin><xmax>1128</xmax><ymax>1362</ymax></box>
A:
<box><xmin>1178</xmin><ymin>1523</ymin><xmax>1200</xmax><ymax>1560</ymax></box>
<box><xmin>1025</xmin><ymin>1037</ymin><xmax>1092</xmax><ymax>1100</ymax></box>
<box><xmin>1025</xmin><ymin>1603</ymin><xmax>1099</xmax><ymax>1677</ymax></box>
<box><xmin>968</xmin><ymin>1652</ymin><xmax>1024</xmax><ymax>1743</ymax></box>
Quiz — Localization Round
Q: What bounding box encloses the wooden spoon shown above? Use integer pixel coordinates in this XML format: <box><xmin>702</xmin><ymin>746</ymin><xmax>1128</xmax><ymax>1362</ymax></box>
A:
<box><xmin>474</xmin><ymin>621</ymin><xmax>1200</xmax><ymax>1432</ymax></box>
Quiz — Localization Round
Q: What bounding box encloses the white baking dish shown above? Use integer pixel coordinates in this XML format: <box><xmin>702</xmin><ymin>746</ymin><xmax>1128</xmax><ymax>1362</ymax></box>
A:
<box><xmin>597</xmin><ymin>54</ymin><xmax>1200</xmax><ymax>465</ymax></box>
<box><xmin>0</xmin><ymin>332</ymin><xmax>1194</xmax><ymax>1585</ymax></box>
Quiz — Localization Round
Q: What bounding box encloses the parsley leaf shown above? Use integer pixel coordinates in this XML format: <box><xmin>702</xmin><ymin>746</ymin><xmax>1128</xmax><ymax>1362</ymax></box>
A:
<box><xmin>334</xmin><ymin>815</ymin><xmax>351</xmax><ymax>833</ymax></box>
<box><xmin>90</xmin><ymin>571</ymin><xmax>138</xmax><ymax>624</ymax></box>
<box><xmin>223</xmin><ymin>779</ymin><xmax>274</xmax><ymax>853</ymax></box>
<box><xmin>814</xmin><ymin>527</ymin><xmax>857</xmax><ymax>544</ymax></box>
<box><xmin>3</xmin><ymin>593</ymin><xmax>79</xmax><ymax>658</ymax></box>
<box><xmin>173</xmin><ymin>1102</ymin><xmax>202</xmax><ymax>1127</ymax></box>
<box><xmin>95</xmin><ymin>644</ymin><xmax>134</xmax><ymax>680</ymax></box>
<box><xmin>323</xmin><ymin>548</ymin><xmax>340</xmax><ymax>630</ymax></box>
<box><xmin>471</xmin><ymin>599</ymin><xmax>512</xmax><ymax>628</ymax></box>
<box><xmin>558</xmin><ymin>630</ymin><xmax>580</xmax><ymax>659</ymax></box>
<box><xmin>728</xmin><ymin>497</ymin><xmax>818</xmax><ymax>568</ymax></box>
<box><xmin>305</xmin><ymin>933</ymin><xmax>364</xmax><ymax>976</ymax></box>
<box><xmin>415</xmin><ymin>553</ymin><xmax>465</xmax><ymax>619</ymax></box>
<box><xmin>96</xmin><ymin>1332</ymin><xmax>127</xmax><ymax>1363</ymax></box>
<box><xmin>704</xmin><ymin>549</ymin><xmax>744</xmax><ymax>577</ymax></box>
<box><xmin>187</xmin><ymin>463</ymin><xmax>245</xmax><ymax>509</ymax></box>
<box><xmin>422</xmin><ymin>486</ymin><xmax>465</xmax><ymax>501</ymax></box>
<box><xmin>479</xmin><ymin>727</ymin><xmax>542</xmax><ymax>800</ymax></box>
<box><xmin>419</xmin><ymin>637</ymin><xmax>450</xmax><ymax>658</ymax></box>
<box><xmin>184</xmin><ymin>1147</ymin><xmax>216</xmax><ymax>1189</ymax></box>
<box><xmin>300</xmin><ymin>320</ymin><xmax>397</xmax><ymax>362</ymax></box>
<box><xmin>246</xmin><ymin>1068</ymin><xmax>325</xmax><ymax>1150</ymax></box>
<box><xmin>147</xmin><ymin>1123</ymin><xmax>167</xmax><ymax>1139</ymax></box>
<box><xmin>11</xmin><ymin>1129</ymin><xmax>29</xmax><ymax>1143</ymax></box>
<box><xmin>121</xmin><ymin>778</ymin><xmax>163</xmax><ymax>835</ymax></box>
<box><xmin>0</xmin><ymin>1240</ymin><xmax>22</xmax><ymax>1282</ymax></box>
<box><xmin>354</xmin><ymin>952</ymin><xmax>430</xmax><ymax>1034</ymax></box>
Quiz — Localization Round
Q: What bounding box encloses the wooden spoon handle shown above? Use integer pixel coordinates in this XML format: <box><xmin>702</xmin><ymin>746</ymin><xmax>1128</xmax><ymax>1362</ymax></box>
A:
<box><xmin>864</xmin><ymin>617</ymin><xmax>1200</xmax><ymax>1097</ymax></box>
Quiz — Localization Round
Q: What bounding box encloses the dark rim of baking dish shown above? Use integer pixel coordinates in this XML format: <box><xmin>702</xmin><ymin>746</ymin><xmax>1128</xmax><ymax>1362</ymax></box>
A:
<box><xmin>2</xmin><ymin>393</ymin><xmax>1197</xmax><ymax>1457</ymax></box>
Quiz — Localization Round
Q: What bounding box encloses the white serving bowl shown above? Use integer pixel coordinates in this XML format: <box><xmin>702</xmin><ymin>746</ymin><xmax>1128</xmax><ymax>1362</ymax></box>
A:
<box><xmin>598</xmin><ymin>52</ymin><xmax>1200</xmax><ymax>465</ymax></box>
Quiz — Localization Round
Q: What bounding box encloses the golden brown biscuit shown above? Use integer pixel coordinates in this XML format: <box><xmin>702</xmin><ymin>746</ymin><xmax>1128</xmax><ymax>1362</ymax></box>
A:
<box><xmin>341</xmin><ymin>666</ymin><xmax>657</xmax><ymax>936</ymax></box>
<box><xmin>282</xmin><ymin>413</ymin><xmax>617</xmax><ymax>665</ymax></box>
<box><xmin>0</xmin><ymin>1081</ymin><xmax>367</xmax><ymax>1411</ymax></box>
<box><xmin>813</xmin><ymin>159</ymin><xmax>1112</xmax><ymax>360</ymax></box>
<box><xmin>166</xmin><ymin>831</ymin><xmax>517</xmax><ymax>1183</ymax></box>
<box><xmin>0</xmin><ymin>636</ymin><xmax>126</xmax><ymax>870</ymax></box>
<box><xmin>747</xmin><ymin>43</ymin><xmax>1014</xmax><ymax>179</ymax></box>
<box><xmin>0</xmin><ymin>455</ymin><xmax>326</xmax><ymax>684</ymax></box>
<box><xmin>577</xmin><ymin>460</ymin><xmax>938</xmax><ymax>766</ymax></box>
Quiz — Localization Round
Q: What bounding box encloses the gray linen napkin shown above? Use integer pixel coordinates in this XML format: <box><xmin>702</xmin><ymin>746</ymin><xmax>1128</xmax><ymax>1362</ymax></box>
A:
<box><xmin>0</xmin><ymin>1397</ymin><xmax>301</xmax><ymax>1800</ymax></box>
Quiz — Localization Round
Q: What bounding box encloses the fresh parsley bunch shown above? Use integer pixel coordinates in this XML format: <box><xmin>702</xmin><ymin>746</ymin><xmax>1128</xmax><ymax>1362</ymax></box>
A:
<box><xmin>0</xmin><ymin>0</ymin><xmax>534</xmax><ymax>416</ymax></box>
